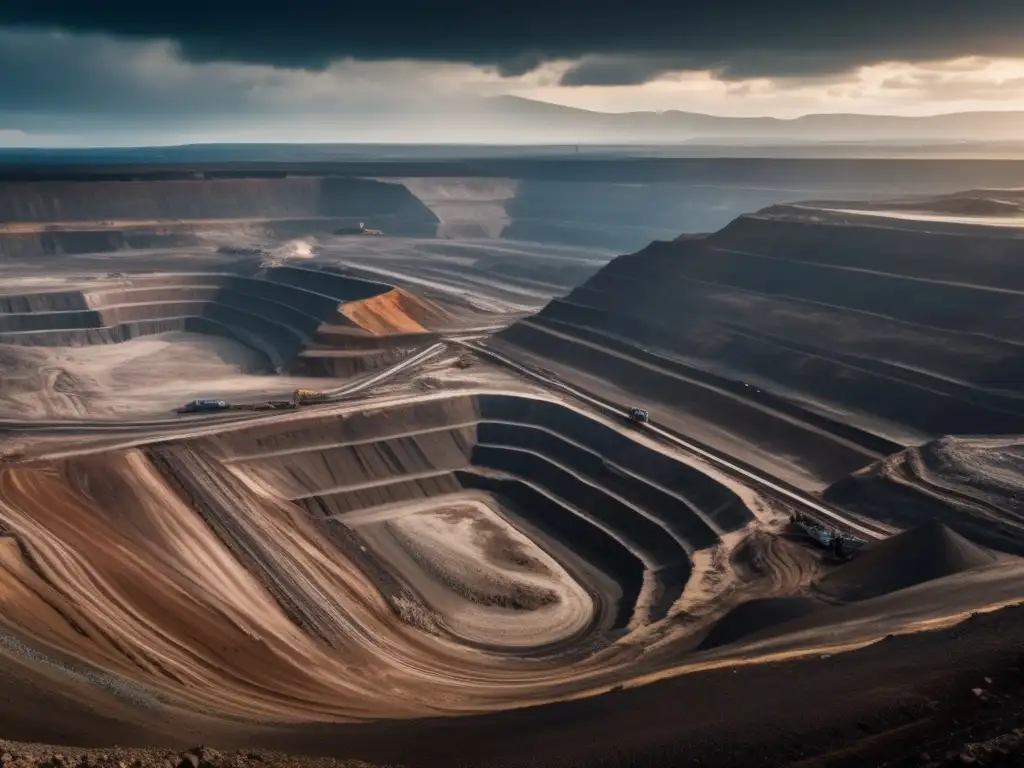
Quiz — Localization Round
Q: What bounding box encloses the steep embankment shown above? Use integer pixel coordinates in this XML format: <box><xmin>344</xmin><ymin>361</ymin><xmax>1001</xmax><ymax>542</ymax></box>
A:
<box><xmin>339</xmin><ymin>288</ymin><xmax>450</xmax><ymax>336</ymax></box>
<box><xmin>0</xmin><ymin>266</ymin><xmax>436</xmax><ymax>377</ymax></box>
<box><xmin>816</xmin><ymin>520</ymin><xmax>999</xmax><ymax>601</ymax></box>
<box><xmin>495</xmin><ymin>192</ymin><xmax>1024</xmax><ymax>488</ymax></box>
<box><xmin>395</xmin><ymin>175</ymin><xmax>1024</xmax><ymax>252</ymax></box>
<box><xmin>0</xmin><ymin>177</ymin><xmax>437</xmax><ymax>225</ymax></box>
<box><xmin>6</xmin><ymin>163</ymin><xmax>1024</xmax><ymax>256</ymax></box>
<box><xmin>826</xmin><ymin>435</ymin><xmax>1024</xmax><ymax>555</ymax></box>
<box><xmin>0</xmin><ymin>177</ymin><xmax>439</xmax><ymax>256</ymax></box>
<box><xmin>696</xmin><ymin>597</ymin><xmax>828</xmax><ymax>651</ymax></box>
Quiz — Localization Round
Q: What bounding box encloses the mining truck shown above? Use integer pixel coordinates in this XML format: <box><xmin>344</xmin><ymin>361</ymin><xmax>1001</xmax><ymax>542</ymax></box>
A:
<box><xmin>789</xmin><ymin>512</ymin><xmax>867</xmax><ymax>559</ymax></box>
<box><xmin>293</xmin><ymin>388</ymin><xmax>330</xmax><ymax>405</ymax></box>
<box><xmin>627</xmin><ymin>407</ymin><xmax>650</xmax><ymax>425</ymax></box>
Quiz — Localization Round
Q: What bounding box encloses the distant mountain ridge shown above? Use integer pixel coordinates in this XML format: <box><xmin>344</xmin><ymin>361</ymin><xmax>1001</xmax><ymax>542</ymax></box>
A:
<box><xmin>487</xmin><ymin>96</ymin><xmax>1024</xmax><ymax>142</ymax></box>
<box><xmin>2</xmin><ymin>95</ymin><xmax>1022</xmax><ymax>153</ymax></box>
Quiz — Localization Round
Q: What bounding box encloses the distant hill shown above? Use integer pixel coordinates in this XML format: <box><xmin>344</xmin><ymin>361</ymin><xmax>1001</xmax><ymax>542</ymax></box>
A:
<box><xmin>487</xmin><ymin>96</ymin><xmax>1024</xmax><ymax>143</ymax></box>
<box><xmin>1</xmin><ymin>96</ymin><xmax>1022</xmax><ymax>156</ymax></box>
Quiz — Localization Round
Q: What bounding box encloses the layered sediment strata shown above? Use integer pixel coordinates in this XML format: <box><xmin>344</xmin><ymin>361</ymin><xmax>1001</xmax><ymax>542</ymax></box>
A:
<box><xmin>0</xmin><ymin>177</ymin><xmax>440</xmax><ymax>257</ymax></box>
<box><xmin>208</xmin><ymin>394</ymin><xmax>752</xmax><ymax>631</ymax></box>
<box><xmin>0</xmin><ymin>391</ymin><xmax>752</xmax><ymax>725</ymax></box>
<box><xmin>0</xmin><ymin>386</ymin><xmax>1022</xmax><ymax>764</ymax></box>
<box><xmin>0</xmin><ymin>266</ymin><xmax>441</xmax><ymax>373</ymax></box>
<box><xmin>495</xmin><ymin>193</ymin><xmax>1024</xmax><ymax>488</ymax></box>
<box><xmin>826</xmin><ymin>435</ymin><xmax>1024</xmax><ymax>555</ymax></box>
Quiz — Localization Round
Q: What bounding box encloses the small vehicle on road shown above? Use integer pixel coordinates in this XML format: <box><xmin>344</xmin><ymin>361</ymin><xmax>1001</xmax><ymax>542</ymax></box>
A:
<box><xmin>627</xmin><ymin>407</ymin><xmax>650</xmax><ymax>425</ymax></box>
<box><xmin>178</xmin><ymin>399</ymin><xmax>229</xmax><ymax>414</ymax></box>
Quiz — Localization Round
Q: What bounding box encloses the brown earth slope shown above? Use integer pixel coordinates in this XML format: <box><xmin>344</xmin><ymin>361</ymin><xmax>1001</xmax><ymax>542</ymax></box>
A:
<box><xmin>339</xmin><ymin>288</ymin><xmax>450</xmax><ymax>335</ymax></box>
<box><xmin>0</xmin><ymin>392</ymin><xmax>1022</xmax><ymax>766</ymax></box>
<box><xmin>816</xmin><ymin>520</ymin><xmax>999</xmax><ymax>601</ymax></box>
<box><xmin>0</xmin><ymin>393</ymin><xmax>755</xmax><ymax>725</ymax></box>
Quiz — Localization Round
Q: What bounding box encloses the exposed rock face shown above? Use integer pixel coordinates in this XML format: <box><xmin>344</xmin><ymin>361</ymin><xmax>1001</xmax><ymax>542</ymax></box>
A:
<box><xmin>0</xmin><ymin>177</ymin><xmax>440</xmax><ymax>258</ymax></box>
<box><xmin>0</xmin><ymin>177</ymin><xmax>437</xmax><ymax>225</ymax></box>
<box><xmin>826</xmin><ymin>435</ymin><xmax>1024</xmax><ymax>555</ymax></box>
<box><xmin>496</xmin><ymin>195</ymin><xmax>1024</xmax><ymax>486</ymax></box>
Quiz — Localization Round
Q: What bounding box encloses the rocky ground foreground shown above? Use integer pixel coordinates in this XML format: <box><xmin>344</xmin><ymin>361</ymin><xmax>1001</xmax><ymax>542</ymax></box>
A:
<box><xmin>0</xmin><ymin>745</ymin><xmax>380</xmax><ymax>768</ymax></box>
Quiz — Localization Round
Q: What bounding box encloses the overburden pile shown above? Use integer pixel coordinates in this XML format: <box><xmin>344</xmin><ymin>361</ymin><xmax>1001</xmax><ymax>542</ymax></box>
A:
<box><xmin>817</xmin><ymin>520</ymin><xmax>998</xmax><ymax>602</ymax></box>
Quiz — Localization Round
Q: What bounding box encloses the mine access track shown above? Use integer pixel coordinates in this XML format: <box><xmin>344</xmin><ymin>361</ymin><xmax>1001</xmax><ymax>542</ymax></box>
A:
<box><xmin>458</xmin><ymin>340</ymin><xmax>887</xmax><ymax>541</ymax></box>
<box><xmin>0</xmin><ymin>343</ymin><xmax>450</xmax><ymax>437</ymax></box>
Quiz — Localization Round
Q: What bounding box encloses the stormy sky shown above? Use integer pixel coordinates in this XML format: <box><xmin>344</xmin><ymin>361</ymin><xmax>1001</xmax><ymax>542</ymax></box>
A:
<box><xmin>2</xmin><ymin>1</ymin><xmax>1024</xmax><ymax>145</ymax></box>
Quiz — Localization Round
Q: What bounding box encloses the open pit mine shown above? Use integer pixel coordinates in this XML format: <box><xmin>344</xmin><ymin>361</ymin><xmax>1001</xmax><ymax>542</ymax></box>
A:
<box><xmin>0</xmin><ymin>171</ymin><xmax>1023</xmax><ymax>768</ymax></box>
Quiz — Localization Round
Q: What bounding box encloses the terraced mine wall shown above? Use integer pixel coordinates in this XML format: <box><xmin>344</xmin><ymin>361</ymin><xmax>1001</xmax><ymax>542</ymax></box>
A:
<box><xmin>0</xmin><ymin>177</ymin><xmax>438</xmax><ymax>225</ymax></box>
<box><xmin>203</xmin><ymin>394</ymin><xmax>753</xmax><ymax>629</ymax></box>
<box><xmin>0</xmin><ymin>229</ymin><xmax>206</xmax><ymax>258</ymax></box>
<box><xmin>496</xmin><ymin>207</ymin><xmax>1024</xmax><ymax>485</ymax></box>
<box><xmin>395</xmin><ymin>173</ymin><xmax>1024</xmax><ymax>250</ymax></box>
<box><xmin>0</xmin><ymin>266</ymin><xmax>409</xmax><ymax>372</ymax></box>
<box><xmin>5</xmin><ymin>161</ymin><xmax>1024</xmax><ymax>253</ymax></box>
<box><xmin>0</xmin><ymin>177</ymin><xmax>440</xmax><ymax>256</ymax></box>
<box><xmin>826</xmin><ymin>437</ymin><xmax>1024</xmax><ymax>556</ymax></box>
<box><xmin>4</xmin><ymin>171</ymin><xmax>1014</xmax><ymax>257</ymax></box>
<box><xmin>457</xmin><ymin>471</ymin><xmax>644</xmax><ymax>629</ymax></box>
<box><xmin>715</xmin><ymin>210</ymin><xmax>1024</xmax><ymax>285</ymax></box>
<box><xmin>309</xmin><ymin>328</ymin><xmax>442</xmax><ymax>351</ymax></box>
<box><xmin>292</xmin><ymin>348</ymin><xmax>415</xmax><ymax>378</ymax></box>
<box><xmin>476</xmin><ymin>396</ymin><xmax>749</xmax><ymax>534</ymax></box>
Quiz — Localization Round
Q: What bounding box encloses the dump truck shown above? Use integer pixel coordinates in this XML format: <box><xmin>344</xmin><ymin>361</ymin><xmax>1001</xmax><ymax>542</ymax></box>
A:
<box><xmin>178</xmin><ymin>399</ymin><xmax>229</xmax><ymax>414</ymax></box>
<box><xmin>789</xmin><ymin>513</ymin><xmax>867</xmax><ymax>559</ymax></box>
<box><xmin>294</xmin><ymin>388</ymin><xmax>330</xmax><ymax>405</ymax></box>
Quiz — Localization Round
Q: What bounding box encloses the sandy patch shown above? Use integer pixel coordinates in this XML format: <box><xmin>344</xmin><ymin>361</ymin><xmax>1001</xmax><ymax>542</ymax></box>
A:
<box><xmin>0</xmin><ymin>332</ymin><xmax>331</xmax><ymax>419</ymax></box>
<box><xmin>345</xmin><ymin>496</ymin><xmax>594</xmax><ymax>648</ymax></box>
<box><xmin>340</xmin><ymin>288</ymin><xmax>450</xmax><ymax>335</ymax></box>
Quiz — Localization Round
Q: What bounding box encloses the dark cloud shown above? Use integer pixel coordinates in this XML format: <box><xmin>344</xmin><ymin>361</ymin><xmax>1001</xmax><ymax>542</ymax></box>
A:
<box><xmin>559</xmin><ymin>56</ymin><xmax>686</xmax><ymax>87</ymax></box>
<box><xmin>495</xmin><ymin>52</ymin><xmax>548</xmax><ymax>79</ymax></box>
<box><xmin>1</xmin><ymin>1</ymin><xmax>1024</xmax><ymax>80</ymax></box>
<box><xmin>0</xmin><ymin>30</ymin><xmax>566</xmax><ymax>143</ymax></box>
<box><xmin>0</xmin><ymin>32</ymin><xmax>238</xmax><ymax>116</ymax></box>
